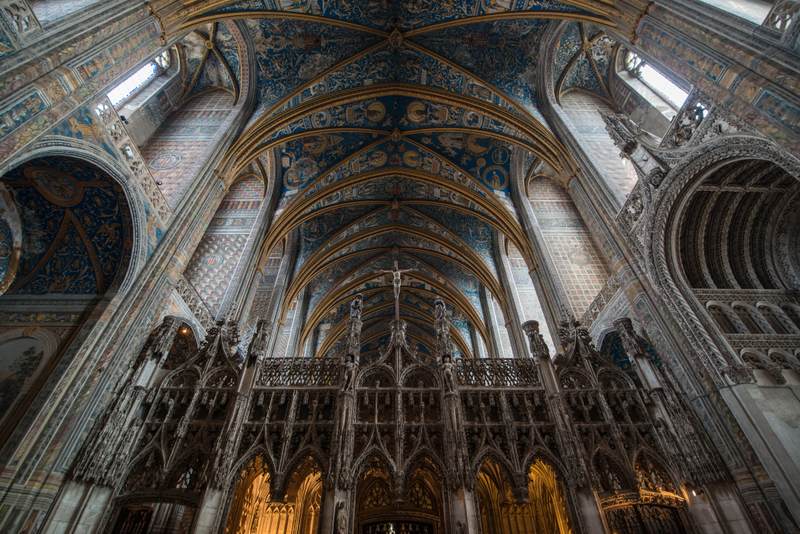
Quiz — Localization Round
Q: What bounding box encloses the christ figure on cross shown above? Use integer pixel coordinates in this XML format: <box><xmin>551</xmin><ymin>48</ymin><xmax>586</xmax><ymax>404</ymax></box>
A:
<box><xmin>380</xmin><ymin>260</ymin><xmax>412</xmax><ymax>319</ymax></box>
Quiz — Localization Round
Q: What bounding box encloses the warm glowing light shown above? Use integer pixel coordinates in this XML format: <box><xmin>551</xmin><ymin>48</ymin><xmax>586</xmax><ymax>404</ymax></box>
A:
<box><xmin>225</xmin><ymin>456</ymin><xmax>321</xmax><ymax>534</ymax></box>
<box><xmin>476</xmin><ymin>458</ymin><xmax>572</xmax><ymax>534</ymax></box>
<box><xmin>180</xmin><ymin>327</ymin><xmax>190</xmax><ymax>335</ymax></box>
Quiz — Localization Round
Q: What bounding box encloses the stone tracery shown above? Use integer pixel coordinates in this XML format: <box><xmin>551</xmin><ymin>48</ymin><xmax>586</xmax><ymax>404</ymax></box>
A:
<box><xmin>0</xmin><ymin>1</ymin><xmax>799</xmax><ymax>533</ymax></box>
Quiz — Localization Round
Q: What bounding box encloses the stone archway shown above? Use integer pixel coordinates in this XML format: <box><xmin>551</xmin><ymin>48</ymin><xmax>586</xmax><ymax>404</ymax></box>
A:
<box><xmin>224</xmin><ymin>454</ymin><xmax>322</xmax><ymax>534</ymax></box>
<box><xmin>0</xmin><ymin>154</ymin><xmax>134</xmax><ymax>448</ymax></box>
<box><xmin>355</xmin><ymin>455</ymin><xmax>444</xmax><ymax>534</ymax></box>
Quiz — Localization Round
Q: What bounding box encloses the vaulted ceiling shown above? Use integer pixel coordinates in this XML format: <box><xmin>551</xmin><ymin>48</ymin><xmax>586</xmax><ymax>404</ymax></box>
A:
<box><xmin>178</xmin><ymin>1</ymin><xmax>621</xmax><ymax>358</ymax></box>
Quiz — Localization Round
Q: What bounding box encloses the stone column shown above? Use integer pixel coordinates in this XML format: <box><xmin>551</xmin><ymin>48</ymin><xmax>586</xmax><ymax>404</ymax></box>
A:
<box><xmin>468</xmin><ymin>323</ymin><xmax>486</xmax><ymax>359</ymax></box>
<box><xmin>509</xmin><ymin>154</ymin><xmax>572</xmax><ymax>352</ymax></box>
<box><xmin>493</xmin><ymin>233</ymin><xmax>533</xmax><ymax>359</ymax></box>
<box><xmin>319</xmin><ymin>349</ymin><xmax>358</xmax><ymax>534</ymax></box>
<box><xmin>479</xmin><ymin>286</ymin><xmax>504</xmax><ymax>358</ymax></box>
<box><xmin>521</xmin><ymin>319</ymin><xmax>605</xmax><ymax>533</ymax></box>
<box><xmin>285</xmin><ymin>287</ymin><xmax>309</xmax><ymax>358</ymax></box>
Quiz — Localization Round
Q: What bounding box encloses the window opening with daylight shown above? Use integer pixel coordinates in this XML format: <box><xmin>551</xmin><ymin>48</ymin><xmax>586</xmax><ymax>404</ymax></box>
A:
<box><xmin>696</xmin><ymin>0</ymin><xmax>774</xmax><ymax>26</ymax></box>
<box><xmin>108</xmin><ymin>50</ymin><xmax>171</xmax><ymax>107</ymax></box>
<box><xmin>624</xmin><ymin>52</ymin><xmax>688</xmax><ymax>110</ymax></box>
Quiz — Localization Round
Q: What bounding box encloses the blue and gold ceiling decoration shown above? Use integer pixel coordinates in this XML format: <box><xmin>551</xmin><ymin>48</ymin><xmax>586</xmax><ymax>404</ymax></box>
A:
<box><xmin>181</xmin><ymin>21</ymin><xmax>242</xmax><ymax>101</ymax></box>
<box><xmin>174</xmin><ymin>0</ymin><xmax>620</xmax><ymax>357</ymax></box>
<box><xmin>1</xmin><ymin>157</ymin><xmax>132</xmax><ymax>296</ymax></box>
<box><xmin>553</xmin><ymin>21</ymin><xmax>616</xmax><ymax>100</ymax></box>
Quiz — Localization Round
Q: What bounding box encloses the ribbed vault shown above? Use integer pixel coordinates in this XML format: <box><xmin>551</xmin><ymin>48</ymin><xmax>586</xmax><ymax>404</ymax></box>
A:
<box><xmin>174</xmin><ymin>1</ymin><xmax>621</xmax><ymax>357</ymax></box>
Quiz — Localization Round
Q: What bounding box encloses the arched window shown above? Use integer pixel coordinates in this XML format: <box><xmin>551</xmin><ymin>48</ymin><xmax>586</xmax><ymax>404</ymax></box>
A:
<box><xmin>108</xmin><ymin>50</ymin><xmax>171</xmax><ymax>108</ymax></box>
<box><xmin>29</xmin><ymin>0</ymin><xmax>104</xmax><ymax>26</ymax></box>
<box><xmin>697</xmin><ymin>0</ymin><xmax>775</xmax><ymax>25</ymax></box>
<box><xmin>621</xmin><ymin>51</ymin><xmax>690</xmax><ymax>119</ymax></box>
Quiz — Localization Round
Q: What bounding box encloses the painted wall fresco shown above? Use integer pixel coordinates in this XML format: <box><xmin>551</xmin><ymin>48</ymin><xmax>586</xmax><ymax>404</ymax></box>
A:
<box><xmin>281</xmin><ymin>138</ymin><xmax>496</xmax><ymax>213</ymax></box>
<box><xmin>182</xmin><ymin>22</ymin><xmax>240</xmax><ymax>98</ymax></box>
<box><xmin>527</xmin><ymin>176</ymin><xmax>608</xmax><ymax>317</ymax></box>
<box><xmin>553</xmin><ymin>23</ymin><xmax>615</xmax><ymax>99</ymax></box>
<box><xmin>262</xmin><ymin>95</ymin><xmax>527</xmax><ymax>148</ymax></box>
<box><xmin>408</xmin><ymin>132</ymin><xmax>513</xmax><ymax>195</ymax></box>
<box><xmin>185</xmin><ymin>176</ymin><xmax>265</xmax><ymax>316</ymax></box>
<box><xmin>0</xmin><ymin>183</ymin><xmax>21</xmax><ymax>295</ymax></box>
<box><xmin>1</xmin><ymin>156</ymin><xmax>132</xmax><ymax>295</ymax></box>
<box><xmin>47</xmin><ymin>103</ymin><xmax>167</xmax><ymax>257</ymax></box>
<box><xmin>0</xmin><ymin>158</ymin><xmax>133</xmax><ymax>464</ymax></box>
<box><xmin>246</xmin><ymin>18</ymin><xmax>382</xmax><ymax>110</ymax></box>
<box><xmin>279</xmin><ymin>132</ymin><xmax>380</xmax><ymax>197</ymax></box>
<box><xmin>247</xmin><ymin>249</ymin><xmax>283</xmax><ymax>325</ymax></box>
<box><xmin>140</xmin><ymin>90</ymin><xmax>234</xmax><ymax>208</ymax></box>
<box><xmin>0</xmin><ymin>336</ymin><xmax>46</xmax><ymax>422</ymax></box>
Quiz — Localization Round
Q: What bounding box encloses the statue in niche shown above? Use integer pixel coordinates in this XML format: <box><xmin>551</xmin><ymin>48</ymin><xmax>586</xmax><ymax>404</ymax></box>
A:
<box><xmin>349</xmin><ymin>293</ymin><xmax>363</xmax><ymax>321</ymax></box>
<box><xmin>602</xmin><ymin>112</ymin><xmax>641</xmax><ymax>155</ymax></box>
<box><xmin>341</xmin><ymin>353</ymin><xmax>357</xmax><ymax>393</ymax></box>
<box><xmin>434</xmin><ymin>297</ymin><xmax>453</xmax><ymax>357</ymax></box>
<box><xmin>441</xmin><ymin>353</ymin><xmax>457</xmax><ymax>394</ymax></box>
<box><xmin>614</xmin><ymin>318</ymin><xmax>642</xmax><ymax>361</ymax></box>
<box><xmin>523</xmin><ymin>320</ymin><xmax>549</xmax><ymax>359</ymax></box>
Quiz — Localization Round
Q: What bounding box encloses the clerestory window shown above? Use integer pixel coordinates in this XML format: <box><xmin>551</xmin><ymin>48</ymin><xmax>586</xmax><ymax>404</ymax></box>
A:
<box><xmin>696</xmin><ymin>0</ymin><xmax>775</xmax><ymax>26</ymax></box>
<box><xmin>624</xmin><ymin>52</ymin><xmax>688</xmax><ymax>111</ymax></box>
<box><xmin>107</xmin><ymin>50</ymin><xmax>171</xmax><ymax>108</ymax></box>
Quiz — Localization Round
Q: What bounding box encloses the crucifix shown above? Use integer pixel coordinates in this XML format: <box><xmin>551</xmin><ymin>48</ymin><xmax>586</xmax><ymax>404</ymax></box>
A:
<box><xmin>379</xmin><ymin>259</ymin><xmax>412</xmax><ymax>321</ymax></box>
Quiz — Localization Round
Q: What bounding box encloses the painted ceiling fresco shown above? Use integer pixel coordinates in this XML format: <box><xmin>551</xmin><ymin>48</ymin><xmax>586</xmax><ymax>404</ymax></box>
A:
<box><xmin>209</xmin><ymin>1</ymin><xmax>590</xmax><ymax>32</ymax></box>
<box><xmin>181</xmin><ymin>21</ymin><xmax>242</xmax><ymax>100</ymax></box>
<box><xmin>182</xmin><ymin>1</ymin><xmax>618</xmax><ymax>357</ymax></box>
<box><xmin>1</xmin><ymin>157</ymin><xmax>132</xmax><ymax>296</ymax></box>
